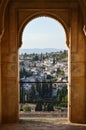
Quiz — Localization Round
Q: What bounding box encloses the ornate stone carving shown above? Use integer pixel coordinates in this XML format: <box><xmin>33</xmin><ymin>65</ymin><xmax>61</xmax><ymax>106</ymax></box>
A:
<box><xmin>2</xmin><ymin>53</ymin><xmax>17</xmax><ymax>63</ymax></box>
<box><xmin>71</xmin><ymin>63</ymin><xmax>85</xmax><ymax>77</ymax></box>
<box><xmin>2</xmin><ymin>63</ymin><xmax>17</xmax><ymax>77</ymax></box>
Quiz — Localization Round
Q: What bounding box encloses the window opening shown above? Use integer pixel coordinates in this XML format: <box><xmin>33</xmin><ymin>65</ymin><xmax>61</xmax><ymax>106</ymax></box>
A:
<box><xmin>19</xmin><ymin>16</ymin><xmax>68</xmax><ymax>120</ymax></box>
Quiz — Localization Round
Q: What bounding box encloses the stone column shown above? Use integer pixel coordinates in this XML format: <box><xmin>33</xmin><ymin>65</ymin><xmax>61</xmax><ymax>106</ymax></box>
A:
<box><xmin>69</xmin><ymin>9</ymin><xmax>86</xmax><ymax>123</ymax></box>
<box><xmin>1</xmin><ymin>52</ymin><xmax>19</xmax><ymax>123</ymax></box>
<box><xmin>1</xmin><ymin>5</ymin><xmax>19</xmax><ymax>123</ymax></box>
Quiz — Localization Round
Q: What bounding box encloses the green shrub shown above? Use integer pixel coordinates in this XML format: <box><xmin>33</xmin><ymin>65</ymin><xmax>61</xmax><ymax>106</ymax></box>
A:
<box><xmin>57</xmin><ymin>103</ymin><xmax>67</xmax><ymax>107</ymax></box>
<box><xmin>47</xmin><ymin>103</ymin><xmax>54</xmax><ymax>111</ymax></box>
<box><xmin>23</xmin><ymin>105</ymin><xmax>31</xmax><ymax>112</ymax></box>
<box><xmin>35</xmin><ymin>103</ymin><xmax>42</xmax><ymax>111</ymax></box>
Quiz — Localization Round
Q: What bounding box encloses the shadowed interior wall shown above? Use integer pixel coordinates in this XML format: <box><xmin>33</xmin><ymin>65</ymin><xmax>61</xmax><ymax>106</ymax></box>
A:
<box><xmin>1</xmin><ymin>6</ymin><xmax>19</xmax><ymax>123</ymax></box>
<box><xmin>69</xmin><ymin>11</ymin><xmax>86</xmax><ymax>123</ymax></box>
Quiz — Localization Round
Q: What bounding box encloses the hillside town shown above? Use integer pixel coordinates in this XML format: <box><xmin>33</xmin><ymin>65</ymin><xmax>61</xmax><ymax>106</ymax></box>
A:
<box><xmin>19</xmin><ymin>50</ymin><xmax>68</xmax><ymax>109</ymax></box>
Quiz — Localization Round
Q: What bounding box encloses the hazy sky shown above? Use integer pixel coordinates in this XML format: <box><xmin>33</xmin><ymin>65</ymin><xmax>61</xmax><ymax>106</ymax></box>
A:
<box><xmin>21</xmin><ymin>17</ymin><xmax>67</xmax><ymax>49</ymax></box>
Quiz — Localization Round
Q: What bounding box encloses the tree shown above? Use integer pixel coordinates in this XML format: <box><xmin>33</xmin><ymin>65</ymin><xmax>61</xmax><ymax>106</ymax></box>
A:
<box><xmin>47</xmin><ymin>103</ymin><xmax>54</xmax><ymax>111</ymax></box>
<box><xmin>23</xmin><ymin>53</ymin><xmax>28</xmax><ymax>59</ymax></box>
<box><xmin>35</xmin><ymin>102</ymin><xmax>42</xmax><ymax>111</ymax></box>
<box><xmin>34</xmin><ymin>54</ymin><xmax>39</xmax><ymax>61</ymax></box>
<box><xmin>29</xmin><ymin>85</ymin><xmax>36</xmax><ymax>102</ymax></box>
<box><xmin>53</xmin><ymin>57</ymin><xmax>56</xmax><ymax>64</ymax></box>
<box><xmin>56</xmin><ymin>68</ymin><xmax>65</xmax><ymax>77</ymax></box>
<box><xmin>56</xmin><ymin>84</ymin><xmax>68</xmax><ymax>107</ymax></box>
<box><xmin>36</xmin><ymin>82</ymin><xmax>42</xmax><ymax>97</ymax></box>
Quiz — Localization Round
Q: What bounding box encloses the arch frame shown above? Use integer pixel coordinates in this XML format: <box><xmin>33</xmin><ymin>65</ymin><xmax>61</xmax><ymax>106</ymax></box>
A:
<box><xmin>17</xmin><ymin>10</ymin><xmax>70</xmax><ymax>48</ymax></box>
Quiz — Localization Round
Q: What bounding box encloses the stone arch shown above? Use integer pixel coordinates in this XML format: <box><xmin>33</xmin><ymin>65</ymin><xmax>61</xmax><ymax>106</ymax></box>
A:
<box><xmin>18</xmin><ymin>11</ymin><xmax>70</xmax><ymax>120</ymax></box>
<box><xmin>18</xmin><ymin>12</ymin><xmax>70</xmax><ymax>49</ymax></box>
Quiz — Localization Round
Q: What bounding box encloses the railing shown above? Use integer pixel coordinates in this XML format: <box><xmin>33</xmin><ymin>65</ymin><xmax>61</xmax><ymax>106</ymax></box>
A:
<box><xmin>19</xmin><ymin>81</ymin><xmax>68</xmax><ymax>112</ymax></box>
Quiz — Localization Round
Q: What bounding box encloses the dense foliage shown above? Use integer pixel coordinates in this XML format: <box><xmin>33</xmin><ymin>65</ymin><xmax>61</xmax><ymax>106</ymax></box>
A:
<box><xmin>20</xmin><ymin>50</ymin><xmax>68</xmax><ymax>111</ymax></box>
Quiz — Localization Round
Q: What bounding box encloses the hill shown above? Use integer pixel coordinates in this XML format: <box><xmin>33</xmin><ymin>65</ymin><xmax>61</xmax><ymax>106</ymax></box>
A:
<box><xmin>19</xmin><ymin>48</ymin><xmax>65</xmax><ymax>54</ymax></box>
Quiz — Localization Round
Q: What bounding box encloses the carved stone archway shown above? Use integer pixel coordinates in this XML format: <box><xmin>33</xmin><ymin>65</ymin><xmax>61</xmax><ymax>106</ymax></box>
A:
<box><xmin>0</xmin><ymin>0</ymin><xmax>86</xmax><ymax>124</ymax></box>
<box><xmin>18</xmin><ymin>12</ymin><xmax>70</xmax><ymax>48</ymax></box>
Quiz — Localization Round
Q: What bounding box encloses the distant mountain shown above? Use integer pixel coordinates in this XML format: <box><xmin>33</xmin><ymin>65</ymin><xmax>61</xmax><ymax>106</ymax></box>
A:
<box><xmin>19</xmin><ymin>48</ymin><xmax>65</xmax><ymax>54</ymax></box>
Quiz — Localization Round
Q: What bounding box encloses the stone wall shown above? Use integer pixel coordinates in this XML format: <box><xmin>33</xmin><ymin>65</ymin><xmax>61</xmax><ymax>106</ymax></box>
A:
<box><xmin>75</xmin><ymin>12</ymin><xmax>86</xmax><ymax>123</ymax></box>
<box><xmin>1</xmin><ymin>6</ymin><xmax>19</xmax><ymax>123</ymax></box>
<box><xmin>68</xmin><ymin>8</ymin><xmax>86</xmax><ymax>123</ymax></box>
